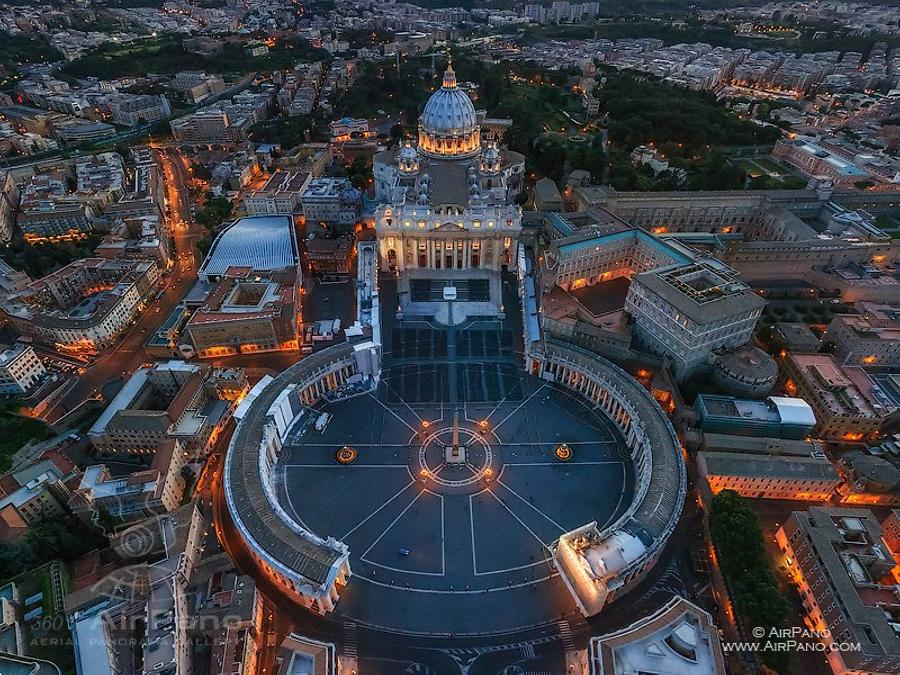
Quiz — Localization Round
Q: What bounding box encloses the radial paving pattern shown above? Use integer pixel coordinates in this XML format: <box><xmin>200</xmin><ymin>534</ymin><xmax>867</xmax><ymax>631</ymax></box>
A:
<box><xmin>273</xmin><ymin>318</ymin><xmax>636</xmax><ymax>634</ymax></box>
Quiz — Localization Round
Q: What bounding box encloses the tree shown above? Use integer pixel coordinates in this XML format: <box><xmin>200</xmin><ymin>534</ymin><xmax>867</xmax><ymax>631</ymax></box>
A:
<box><xmin>195</xmin><ymin>195</ymin><xmax>233</xmax><ymax>230</ymax></box>
<box><xmin>710</xmin><ymin>490</ymin><xmax>790</xmax><ymax>669</ymax></box>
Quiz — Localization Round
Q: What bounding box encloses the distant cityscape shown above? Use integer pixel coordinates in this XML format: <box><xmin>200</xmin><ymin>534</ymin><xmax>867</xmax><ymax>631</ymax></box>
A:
<box><xmin>0</xmin><ymin>1</ymin><xmax>897</xmax><ymax>674</ymax></box>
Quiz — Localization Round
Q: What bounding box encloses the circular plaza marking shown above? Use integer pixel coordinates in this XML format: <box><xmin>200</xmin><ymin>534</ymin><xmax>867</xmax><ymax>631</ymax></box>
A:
<box><xmin>274</xmin><ymin>355</ymin><xmax>637</xmax><ymax>635</ymax></box>
<box><xmin>417</xmin><ymin>425</ymin><xmax>495</xmax><ymax>489</ymax></box>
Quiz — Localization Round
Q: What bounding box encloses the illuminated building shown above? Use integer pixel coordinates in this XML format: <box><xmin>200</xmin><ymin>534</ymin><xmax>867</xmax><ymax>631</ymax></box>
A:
<box><xmin>300</xmin><ymin>178</ymin><xmax>361</xmax><ymax>229</ymax></box>
<box><xmin>777</xmin><ymin>507</ymin><xmax>900</xmax><ymax>675</ymax></box>
<box><xmin>373</xmin><ymin>60</ymin><xmax>525</xmax><ymax>321</ymax></box>
<box><xmin>781</xmin><ymin>353</ymin><xmax>898</xmax><ymax>440</ymax></box>
<box><xmin>243</xmin><ymin>171</ymin><xmax>311</xmax><ymax>215</ymax></box>
<box><xmin>837</xmin><ymin>451</ymin><xmax>900</xmax><ymax>507</ymax></box>
<box><xmin>185</xmin><ymin>267</ymin><xmax>301</xmax><ymax>358</ymax></box>
<box><xmin>198</xmin><ymin>215</ymin><xmax>298</xmax><ymax>282</ymax></box>
<box><xmin>824</xmin><ymin>303</ymin><xmax>900</xmax><ymax>368</ymax></box>
<box><xmin>531</xmin><ymin>341</ymin><xmax>685</xmax><ymax>616</ymax></box>
<box><xmin>1</xmin><ymin>258</ymin><xmax>160</xmax><ymax>354</ymax></box>
<box><xmin>697</xmin><ymin>451</ymin><xmax>839</xmax><ymax>501</ymax></box>
<box><xmin>87</xmin><ymin>360</ymin><xmax>248</xmax><ymax>460</ymax></box>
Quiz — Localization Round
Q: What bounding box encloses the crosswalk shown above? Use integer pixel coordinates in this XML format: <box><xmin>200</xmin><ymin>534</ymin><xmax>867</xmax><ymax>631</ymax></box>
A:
<box><xmin>343</xmin><ymin>621</ymin><xmax>358</xmax><ymax>661</ymax></box>
<box><xmin>557</xmin><ymin>620</ymin><xmax>576</xmax><ymax>653</ymax></box>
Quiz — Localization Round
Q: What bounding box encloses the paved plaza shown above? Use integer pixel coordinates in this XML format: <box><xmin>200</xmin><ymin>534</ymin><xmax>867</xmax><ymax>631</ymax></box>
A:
<box><xmin>274</xmin><ymin>294</ymin><xmax>636</xmax><ymax>635</ymax></box>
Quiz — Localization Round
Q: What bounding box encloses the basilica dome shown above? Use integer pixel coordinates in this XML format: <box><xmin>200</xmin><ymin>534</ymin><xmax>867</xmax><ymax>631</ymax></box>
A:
<box><xmin>418</xmin><ymin>61</ymin><xmax>481</xmax><ymax>159</ymax></box>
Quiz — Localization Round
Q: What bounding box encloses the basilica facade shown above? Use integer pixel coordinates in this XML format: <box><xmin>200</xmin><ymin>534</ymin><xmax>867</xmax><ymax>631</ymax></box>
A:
<box><xmin>373</xmin><ymin>60</ymin><xmax>525</xmax><ymax>323</ymax></box>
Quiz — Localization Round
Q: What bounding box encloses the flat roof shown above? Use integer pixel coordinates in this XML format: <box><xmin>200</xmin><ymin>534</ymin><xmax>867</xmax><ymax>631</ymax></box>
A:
<box><xmin>699</xmin><ymin>451</ymin><xmax>839</xmax><ymax>482</ymax></box>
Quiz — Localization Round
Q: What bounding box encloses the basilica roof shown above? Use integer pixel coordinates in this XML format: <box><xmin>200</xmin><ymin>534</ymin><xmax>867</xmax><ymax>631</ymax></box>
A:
<box><xmin>419</xmin><ymin>63</ymin><xmax>478</xmax><ymax>138</ymax></box>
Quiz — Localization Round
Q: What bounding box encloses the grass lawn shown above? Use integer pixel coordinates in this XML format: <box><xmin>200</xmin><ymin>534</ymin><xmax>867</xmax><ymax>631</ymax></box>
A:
<box><xmin>0</xmin><ymin>410</ymin><xmax>54</xmax><ymax>473</ymax></box>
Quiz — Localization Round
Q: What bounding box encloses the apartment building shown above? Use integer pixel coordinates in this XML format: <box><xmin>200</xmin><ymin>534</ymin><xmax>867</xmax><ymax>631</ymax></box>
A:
<box><xmin>2</xmin><ymin>258</ymin><xmax>160</xmax><ymax>354</ymax></box>
<box><xmin>782</xmin><ymin>353</ymin><xmax>898</xmax><ymax>440</ymax></box>
<box><xmin>69</xmin><ymin>439</ymin><xmax>186</xmax><ymax>526</ymax></box>
<box><xmin>88</xmin><ymin>360</ymin><xmax>247</xmax><ymax>459</ymax></box>
<box><xmin>0</xmin><ymin>453</ymin><xmax>78</xmax><ymax>542</ymax></box>
<box><xmin>208</xmin><ymin>576</ymin><xmax>264</xmax><ymax>675</ymax></box>
<box><xmin>67</xmin><ymin>504</ymin><xmax>206</xmax><ymax>675</ymax></box>
<box><xmin>825</xmin><ymin>303</ymin><xmax>900</xmax><ymax>368</ymax></box>
<box><xmin>0</xmin><ymin>341</ymin><xmax>47</xmax><ymax>395</ymax></box>
<box><xmin>243</xmin><ymin>171</ymin><xmax>311</xmax><ymax>215</ymax></box>
<box><xmin>776</xmin><ymin>508</ymin><xmax>900</xmax><ymax>675</ymax></box>
<box><xmin>170</xmin><ymin>109</ymin><xmax>246</xmax><ymax>145</ymax></box>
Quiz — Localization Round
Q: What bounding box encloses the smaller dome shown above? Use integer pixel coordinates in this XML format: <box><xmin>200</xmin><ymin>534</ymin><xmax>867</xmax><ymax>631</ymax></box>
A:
<box><xmin>398</xmin><ymin>142</ymin><xmax>417</xmax><ymax>162</ymax></box>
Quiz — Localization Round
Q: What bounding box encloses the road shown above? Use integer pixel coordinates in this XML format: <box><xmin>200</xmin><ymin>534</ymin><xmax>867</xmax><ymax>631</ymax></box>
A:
<box><xmin>1</xmin><ymin>73</ymin><xmax>258</xmax><ymax>170</ymax></box>
<box><xmin>42</xmin><ymin>147</ymin><xmax>204</xmax><ymax>423</ymax></box>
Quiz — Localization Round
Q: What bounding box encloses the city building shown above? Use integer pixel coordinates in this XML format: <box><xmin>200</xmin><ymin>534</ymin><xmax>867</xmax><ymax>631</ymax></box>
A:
<box><xmin>1</xmin><ymin>258</ymin><xmax>161</xmax><ymax>355</ymax></box>
<box><xmin>243</xmin><ymin>171</ymin><xmax>310</xmax><ymax>215</ymax></box>
<box><xmin>782</xmin><ymin>353</ymin><xmax>898</xmax><ymax>440</ymax></box>
<box><xmin>87</xmin><ymin>360</ymin><xmax>248</xmax><ymax>459</ymax></box>
<box><xmin>777</xmin><ymin>507</ymin><xmax>900</xmax><ymax>675</ymax></box>
<box><xmin>773</xmin><ymin>138</ymin><xmax>877</xmax><ymax>186</ymax></box>
<box><xmin>96</xmin><ymin>214</ymin><xmax>172</xmax><ymax>269</ymax></box>
<box><xmin>198</xmin><ymin>215</ymin><xmax>299</xmax><ymax>283</ymax></box>
<box><xmin>824</xmin><ymin>303</ymin><xmax>900</xmax><ymax>367</ymax></box>
<box><xmin>16</xmin><ymin>175</ymin><xmax>96</xmax><ymax>243</ymax></box>
<box><xmin>185</xmin><ymin>267</ymin><xmax>301</xmax><ymax>358</ymax></box>
<box><xmin>589</xmin><ymin>596</ymin><xmax>726</xmax><ymax>675</ymax></box>
<box><xmin>697</xmin><ymin>451</ymin><xmax>840</xmax><ymax>501</ymax></box>
<box><xmin>170</xmin><ymin>108</ymin><xmax>247</xmax><ymax>145</ymax></box>
<box><xmin>709</xmin><ymin>343</ymin><xmax>779</xmax><ymax>396</ymax></box>
<box><xmin>775</xmin><ymin>321</ymin><xmax>822</xmax><ymax>353</ymax></box>
<box><xmin>208</xmin><ymin>575</ymin><xmax>264</xmax><ymax>675</ymax></box>
<box><xmin>300</xmin><ymin>177</ymin><xmax>361</xmax><ymax>229</ymax></box>
<box><xmin>624</xmin><ymin>259</ymin><xmax>766</xmax><ymax>378</ymax></box>
<box><xmin>0</xmin><ymin>341</ymin><xmax>47</xmax><ymax>396</ymax></box>
<box><xmin>67</xmin><ymin>504</ymin><xmax>206</xmax><ymax>675</ymax></box>
<box><xmin>837</xmin><ymin>451</ymin><xmax>900</xmax><ymax>506</ymax></box>
<box><xmin>0</xmin><ymin>453</ymin><xmax>78</xmax><ymax>542</ymax></box>
<box><xmin>696</xmin><ymin>394</ymin><xmax>816</xmax><ymax>439</ymax></box>
<box><xmin>69</xmin><ymin>439</ymin><xmax>187</xmax><ymax>526</ymax></box>
<box><xmin>74</xmin><ymin>152</ymin><xmax>125</xmax><ymax>196</ymax></box>
<box><xmin>0</xmin><ymin>171</ymin><xmax>20</xmax><ymax>244</ymax></box>
<box><xmin>275</xmin><ymin>634</ymin><xmax>337</xmax><ymax>675</ymax></box>
<box><xmin>305</xmin><ymin>236</ymin><xmax>354</xmax><ymax>279</ymax></box>
<box><xmin>169</xmin><ymin>71</ymin><xmax>226</xmax><ymax>104</ymax></box>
